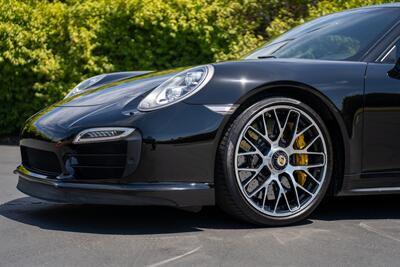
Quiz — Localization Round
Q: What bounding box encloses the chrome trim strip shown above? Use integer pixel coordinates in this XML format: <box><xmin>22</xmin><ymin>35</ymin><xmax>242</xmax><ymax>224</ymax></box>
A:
<box><xmin>204</xmin><ymin>104</ymin><xmax>239</xmax><ymax>115</ymax></box>
<box><xmin>351</xmin><ymin>187</ymin><xmax>400</xmax><ymax>193</ymax></box>
<box><xmin>73</xmin><ymin>127</ymin><xmax>135</xmax><ymax>144</ymax></box>
<box><xmin>380</xmin><ymin>45</ymin><xmax>396</xmax><ymax>62</ymax></box>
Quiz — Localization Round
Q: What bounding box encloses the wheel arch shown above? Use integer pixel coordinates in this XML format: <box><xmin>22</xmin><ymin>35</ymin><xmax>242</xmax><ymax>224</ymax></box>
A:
<box><xmin>214</xmin><ymin>81</ymin><xmax>349</xmax><ymax>195</ymax></box>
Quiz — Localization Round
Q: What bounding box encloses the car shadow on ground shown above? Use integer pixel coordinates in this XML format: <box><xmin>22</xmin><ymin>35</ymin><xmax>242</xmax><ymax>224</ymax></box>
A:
<box><xmin>0</xmin><ymin>195</ymin><xmax>399</xmax><ymax>235</ymax></box>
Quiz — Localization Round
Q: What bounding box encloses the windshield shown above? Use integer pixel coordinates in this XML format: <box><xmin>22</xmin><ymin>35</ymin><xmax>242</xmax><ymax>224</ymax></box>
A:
<box><xmin>246</xmin><ymin>8</ymin><xmax>400</xmax><ymax>61</ymax></box>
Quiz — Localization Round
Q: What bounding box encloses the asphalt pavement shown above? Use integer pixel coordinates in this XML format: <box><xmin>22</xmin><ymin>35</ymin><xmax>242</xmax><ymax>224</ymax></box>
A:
<box><xmin>1</xmin><ymin>145</ymin><xmax>400</xmax><ymax>267</ymax></box>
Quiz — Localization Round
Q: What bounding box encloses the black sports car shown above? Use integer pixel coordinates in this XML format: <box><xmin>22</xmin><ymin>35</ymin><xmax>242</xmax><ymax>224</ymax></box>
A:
<box><xmin>14</xmin><ymin>3</ymin><xmax>400</xmax><ymax>225</ymax></box>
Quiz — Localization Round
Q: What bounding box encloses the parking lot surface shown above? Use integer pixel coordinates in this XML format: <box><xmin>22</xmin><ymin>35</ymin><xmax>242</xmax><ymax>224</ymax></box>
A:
<box><xmin>1</xmin><ymin>145</ymin><xmax>400</xmax><ymax>267</ymax></box>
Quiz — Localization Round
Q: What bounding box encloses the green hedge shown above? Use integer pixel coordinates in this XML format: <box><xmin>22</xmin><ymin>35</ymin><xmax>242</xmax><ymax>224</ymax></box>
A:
<box><xmin>0</xmin><ymin>0</ymin><xmax>395</xmax><ymax>136</ymax></box>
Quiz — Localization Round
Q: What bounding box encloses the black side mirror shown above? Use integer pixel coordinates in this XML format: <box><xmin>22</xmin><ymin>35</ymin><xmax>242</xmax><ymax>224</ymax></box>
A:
<box><xmin>388</xmin><ymin>57</ymin><xmax>400</xmax><ymax>79</ymax></box>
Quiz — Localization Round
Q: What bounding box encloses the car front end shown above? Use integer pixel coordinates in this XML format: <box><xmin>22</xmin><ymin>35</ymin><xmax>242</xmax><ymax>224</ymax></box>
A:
<box><xmin>14</xmin><ymin>65</ymin><xmax>233</xmax><ymax>208</ymax></box>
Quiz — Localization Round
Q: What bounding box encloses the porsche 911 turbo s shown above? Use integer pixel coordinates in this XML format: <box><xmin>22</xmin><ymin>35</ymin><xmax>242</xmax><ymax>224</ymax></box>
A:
<box><xmin>14</xmin><ymin>3</ymin><xmax>400</xmax><ymax>225</ymax></box>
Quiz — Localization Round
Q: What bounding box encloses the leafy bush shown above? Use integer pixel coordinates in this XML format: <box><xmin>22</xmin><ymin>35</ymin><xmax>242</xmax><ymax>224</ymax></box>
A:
<box><xmin>0</xmin><ymin>0</ymin><xmax>396</xmax><ymax>136</ymax></box>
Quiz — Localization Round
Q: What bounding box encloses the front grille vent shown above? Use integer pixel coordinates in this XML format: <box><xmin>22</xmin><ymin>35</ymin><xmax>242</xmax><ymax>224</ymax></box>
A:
<box><xmin>21</xmin><ymin>146</ymin><xmax>62</xmax><ymax>176</ymax></box>
<box><xmin>67</xmin><ymin>141</ymin><xmax>127</xmax><ymax>179</ymax></box>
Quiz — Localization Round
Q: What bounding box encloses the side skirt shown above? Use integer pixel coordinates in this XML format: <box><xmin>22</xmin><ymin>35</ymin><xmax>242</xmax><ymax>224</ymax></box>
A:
<box><xmin>338</xmin><ymin>172</ymin><xmax>400</xmax><ymax>196</ymax></box>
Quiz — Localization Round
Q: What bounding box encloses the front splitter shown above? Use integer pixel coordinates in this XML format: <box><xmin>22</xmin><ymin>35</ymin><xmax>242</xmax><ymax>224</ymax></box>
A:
<box><xmin>15</xmin><ymin>167</ymin><xmax>215</xmax><ymax>207</ymax></box>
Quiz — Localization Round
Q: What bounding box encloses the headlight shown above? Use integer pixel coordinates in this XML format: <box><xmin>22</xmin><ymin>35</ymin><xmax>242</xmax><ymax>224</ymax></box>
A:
<box><xmin>138</xmin><ymin>65</ymin><xmax>214</xmax><ymax>111</ymax></box>
<box><xmin>65</xmin><ymin>74</ymin><xmax>106</xmax><ymax>98</ymax></box>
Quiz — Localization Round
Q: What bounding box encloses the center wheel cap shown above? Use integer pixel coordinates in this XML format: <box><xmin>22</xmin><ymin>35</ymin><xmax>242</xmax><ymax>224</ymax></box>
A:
<box><xmin>271</xmin><ymin>150</ymin><xmax>288</xmax><ymax>171</ymax></box>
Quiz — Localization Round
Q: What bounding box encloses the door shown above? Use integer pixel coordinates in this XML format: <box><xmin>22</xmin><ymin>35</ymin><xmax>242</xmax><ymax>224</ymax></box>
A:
<box><xmin>363</xmin><ymin>41</ymin><xmax>400</xmax><ymax>179</ymax></box>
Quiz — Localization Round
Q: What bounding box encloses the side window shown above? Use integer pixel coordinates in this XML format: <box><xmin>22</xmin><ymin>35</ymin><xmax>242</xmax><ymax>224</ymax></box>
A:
<box><xmin>381</xmin><ymin>39</ymin><xmax>400</xmax><ymax>64</ymax></box>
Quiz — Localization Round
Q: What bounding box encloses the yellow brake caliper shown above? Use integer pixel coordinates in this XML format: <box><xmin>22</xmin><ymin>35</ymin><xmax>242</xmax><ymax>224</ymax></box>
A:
<box><xmin>294</xmin><ymin>134</ymin><xmax>308</xmax><ymax>186</ymax></box>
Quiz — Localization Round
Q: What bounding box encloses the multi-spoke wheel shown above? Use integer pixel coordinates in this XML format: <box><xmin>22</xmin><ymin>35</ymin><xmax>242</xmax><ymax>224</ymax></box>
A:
<box><xmin>216</xmin><ymin>97</ymin><xmax>333</xmax><ymax>225</ymax></box>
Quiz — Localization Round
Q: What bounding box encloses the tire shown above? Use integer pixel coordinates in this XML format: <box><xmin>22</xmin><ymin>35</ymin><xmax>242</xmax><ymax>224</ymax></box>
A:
<box><xmin>216</xmin><ymin>97</ymin><xmax>334</xmax><ymax>226</ymax></box>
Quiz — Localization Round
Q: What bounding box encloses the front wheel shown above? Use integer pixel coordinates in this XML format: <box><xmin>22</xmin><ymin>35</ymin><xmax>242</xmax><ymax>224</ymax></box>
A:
<box><xmin>216</xmin><ymin>97</ymin><xmax>333</xmax><ymax>226</ymax></box>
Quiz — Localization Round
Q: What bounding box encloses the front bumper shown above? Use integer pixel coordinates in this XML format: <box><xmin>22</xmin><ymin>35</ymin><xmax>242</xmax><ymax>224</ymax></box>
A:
<box><xmin>15</xmin><ymin>166</ymin><xmax>215</xmax><ymax>207</ymax></box>
<box><xmin>20</xmin><ymin>102</ymin><xmax>227</xmax><ymax>184</ymax></box>
<box><xmin>17</xmin><ymin>101</ymin><xmax>229</xmax><ymax>206</ymax></box>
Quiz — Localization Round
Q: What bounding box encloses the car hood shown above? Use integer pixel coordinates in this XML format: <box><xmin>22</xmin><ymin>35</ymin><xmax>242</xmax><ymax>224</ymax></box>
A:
<box><xmin>21</xmin><ymin>67</ymin><xmax>191</xmax><ymax>142</ymax></box>
<box><xmin>57</xmin><ymin>68</ymin><xmax>188</xmax><ymax>107</ymax></box>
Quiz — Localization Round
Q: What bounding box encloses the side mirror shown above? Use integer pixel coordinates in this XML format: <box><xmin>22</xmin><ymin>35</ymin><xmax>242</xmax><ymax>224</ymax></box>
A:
<box><xmin>388</xmin><ymin>57</ymin><xmax>400</xmax><ymax>79</ymax></box>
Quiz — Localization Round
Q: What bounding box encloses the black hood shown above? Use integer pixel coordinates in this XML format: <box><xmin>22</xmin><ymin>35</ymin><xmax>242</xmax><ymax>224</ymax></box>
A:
<box><xmin>21</xmin><ymin>67</ymin><xmax>190</xmax><ymax>142</ymax></box>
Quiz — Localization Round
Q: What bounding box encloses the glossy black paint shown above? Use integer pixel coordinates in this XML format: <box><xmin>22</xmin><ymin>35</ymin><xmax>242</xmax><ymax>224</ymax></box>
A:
<box><xmin>188</xmin><ymin>59</ymin><xmax>366</xmax><ymax>175</ymax></box>
<box><xmin>361</xmin><ymin>63</ymin><xmax>400</xmax><ymax>180</ymax></box>
<box><xmin>15</xmin><ymin>4</ymin><xmax>400</xmax><ymax>206</ymax></box>
<box><xmin>21</xmin><ymin>59</ymin><xmax>366</xmax><ymax>182</ymax></box>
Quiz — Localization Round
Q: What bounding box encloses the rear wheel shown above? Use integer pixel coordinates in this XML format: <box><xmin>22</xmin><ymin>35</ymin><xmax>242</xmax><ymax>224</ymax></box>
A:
<box><xmin>216</xmin><ymin>97</ymin><xmax>333</xmax><ymax>225</ymax></box>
